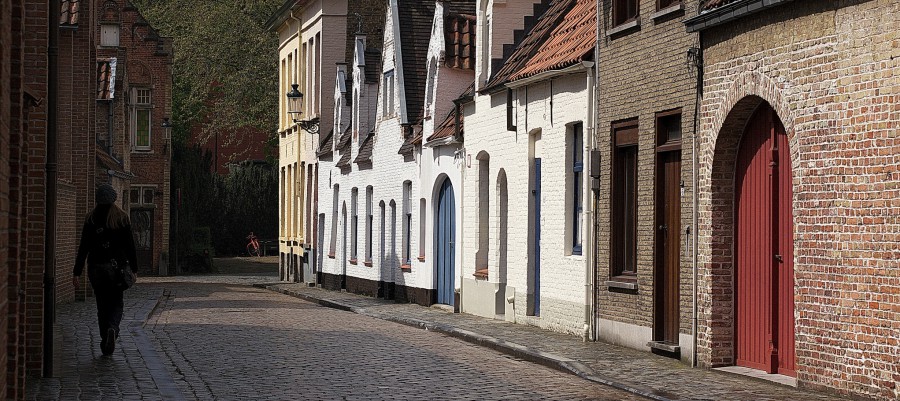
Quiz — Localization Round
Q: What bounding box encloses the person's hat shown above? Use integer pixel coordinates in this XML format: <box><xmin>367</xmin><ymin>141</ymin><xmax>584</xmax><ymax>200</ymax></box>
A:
<box><xmin>96</xmin><ymin>184</ymin><xmax>117</xmax><ymax>205</ymax></box>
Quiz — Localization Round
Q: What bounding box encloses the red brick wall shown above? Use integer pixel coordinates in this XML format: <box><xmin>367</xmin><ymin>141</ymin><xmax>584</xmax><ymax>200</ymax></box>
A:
<box><xmin>696</xmin><ymin>2</ymin><xmax>900</xmax><ymax>399</ymax></box>
<box><xmin>1</xmin><ymin>0</ymin><xmax>12</xmax><ymax>396</ymax></box>
<box><xmin>56</xmin><ymin>183</ymin><xmax>77</xmax><ymax>304</ymax></box>
<box><xmin>22</xmin><ymin>0</ymin><xmax>48</xmax><ymax>378</ymax></box>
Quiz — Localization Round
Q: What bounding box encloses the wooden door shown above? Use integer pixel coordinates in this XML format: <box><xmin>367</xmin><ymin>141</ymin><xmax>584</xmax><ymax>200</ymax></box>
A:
<box><xmin>435</xmin><ymin>179</ymin><xmax>455</xmax><ymax>305</ymax></box>
<box><xmin>735</xmin><ymin>104</ymin><xmax>795</xmax><ymax>376</ymax></box>
<box><xmin>654</xmin><ymin>151</ymin><xmax>681</xmax><ymax>345</ymax></box>
<box><xmin>130</xmin><ymin>209</ymin><xmax>153</xmax><ymax>274</ymax></box>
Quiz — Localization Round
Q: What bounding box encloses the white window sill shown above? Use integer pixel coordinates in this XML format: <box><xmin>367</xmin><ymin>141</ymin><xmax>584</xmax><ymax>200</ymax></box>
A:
<box><xmin>651</xmin><ymin>3</ymin><xmax>684</xmax><ymax>21</ymax></box>
<box><xmin>607</xmin><ymin>19</ymin><xmax>640</xmax><ymax>38</ymax></box>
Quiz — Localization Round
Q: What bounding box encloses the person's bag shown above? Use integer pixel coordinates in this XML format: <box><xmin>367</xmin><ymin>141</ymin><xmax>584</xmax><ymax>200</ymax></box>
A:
<box><xmin>91</xmin><ymin>259</ymin><xmax>134</xmax><ymax>291</ymax></box>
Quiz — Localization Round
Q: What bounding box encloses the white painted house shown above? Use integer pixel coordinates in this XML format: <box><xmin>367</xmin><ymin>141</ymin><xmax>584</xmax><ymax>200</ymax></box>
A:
<box><xmin>318</xmin><ymin>0</ymin><xmax>437</xmax><ymax>305</ymax></box>
<box><xmin>461</xmin><ymin>0</ymin><xmax>597</xmax><ymax>336</ymax></box>
<box><xmin>419</xmin><ymin>0</ymin><xmax>477</xmax><ymax>308</ymax></box>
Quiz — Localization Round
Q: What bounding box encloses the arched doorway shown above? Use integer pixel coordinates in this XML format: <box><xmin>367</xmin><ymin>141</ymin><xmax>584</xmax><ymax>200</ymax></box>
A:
<box><xmin>434</xmin><ymin>178</ymin><xmax>455</xmax><ymax>305</ymax></box>
<box><xmin>734</xmin><ymin>102</ymin><xmax>795</xmax><ymax>376</ymax></box>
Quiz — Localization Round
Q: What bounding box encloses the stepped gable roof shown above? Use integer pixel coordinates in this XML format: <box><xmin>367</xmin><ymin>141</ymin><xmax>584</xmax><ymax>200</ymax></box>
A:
<box><xmin>396</xmin><ymin>0</ymin><xmax>435</xmax><ymax>123</ymax></box>
<box><xmin>316</xmin><ymin>129</ymin><xmax>334</xmax><ymax>157</ymax></box>
<box><xmin>354</xmin><ymin>132</ymin><xmax>374</xmax><ymax>164</ymax></box>
<box><xmin>484</xmin><ymin>0</ymin><xmax>594</xmax><ymax>91</ymax></box>
<box><xmin>444</xmin><ymin>1</ymin><xmax>476</xmax><ymax>70</ymax></box>
<box><xmin>60</xmin><ymin>0</ymin><xmax>80</xmax><ymax>26</ymax></box>
<box><xmin>509</xmin><ymin>0</ymin><xmax>594</xmax><ymax>81</ymax></box>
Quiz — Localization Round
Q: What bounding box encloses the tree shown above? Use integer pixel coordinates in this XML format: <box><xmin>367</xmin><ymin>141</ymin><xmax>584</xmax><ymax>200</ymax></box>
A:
<box><xmin>132</xmin><ymin>0</ymin><xmax>282</xmax><ymax>147</ymax></box>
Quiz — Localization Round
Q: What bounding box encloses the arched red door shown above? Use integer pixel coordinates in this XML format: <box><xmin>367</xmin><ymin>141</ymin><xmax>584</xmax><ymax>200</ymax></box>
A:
<box><xmin>734</xmin><ymin>103</ymin><xmax>796</xmax><ymax>376</ymax></box>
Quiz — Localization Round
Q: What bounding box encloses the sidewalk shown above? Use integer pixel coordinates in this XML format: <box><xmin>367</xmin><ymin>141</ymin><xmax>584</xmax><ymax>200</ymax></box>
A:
<box><xmin>260</xmin><ymin>282</ymin><xmax>848</xmax><ymax>401</ymax></box>
<box><xmin>25</xmin><ymin>286</ymin><xmax>183</xmax><ymax>401</ymax></box>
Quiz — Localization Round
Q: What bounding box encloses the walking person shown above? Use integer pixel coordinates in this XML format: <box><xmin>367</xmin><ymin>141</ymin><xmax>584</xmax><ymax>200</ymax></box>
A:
<box><xmin>72</xmin><ymin>184</ymin><xmax>138</xmax><ymax>356</ymax></box>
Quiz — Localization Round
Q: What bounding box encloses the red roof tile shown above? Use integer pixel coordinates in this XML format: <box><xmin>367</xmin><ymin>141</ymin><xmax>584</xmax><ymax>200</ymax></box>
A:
<box><xmin>97</xmin><ymin>59</ymin><xmax>116</xmax><ymax>100</ymax></box>
<box><xmin>510</xmin><ymin>0</ymin><xmax>595</xmax><ymax>80</ymax></box>
<box><xmin>485</xmin><ymin>0</ymin><xmax>595</xmax><ymax>90</ymax></box>
<box><xmin>445</xmin><ymin>13</ymin><xmax>476</xmax><ymax>70</ymax></box>
<box><xmin>428</xmin><ymin>107</ymin><xmax>462</xmax><ymax>143</ymax></box>
<box><xmin>60</xmin><ymin>0</ymin><xmax>79</xmax><ymax>26</ymax></box>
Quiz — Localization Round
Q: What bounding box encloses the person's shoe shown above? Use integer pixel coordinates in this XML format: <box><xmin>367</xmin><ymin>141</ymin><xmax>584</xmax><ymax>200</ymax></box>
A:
<box><xmin>101</xmin><ymin>328</ymin><xmax>116</xmax><ymax>355</ymax></box>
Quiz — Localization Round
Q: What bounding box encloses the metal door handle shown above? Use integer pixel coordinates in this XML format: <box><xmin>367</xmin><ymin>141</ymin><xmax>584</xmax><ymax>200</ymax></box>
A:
<box><xmin>775</xmin><ymin>254</ymin><xmax>783</xmax><ymax>262</ymax></box>
<box><xmin>658</xmin><ymin>224</ymin><xmax>667</xmax><ymax>231</ymax></box>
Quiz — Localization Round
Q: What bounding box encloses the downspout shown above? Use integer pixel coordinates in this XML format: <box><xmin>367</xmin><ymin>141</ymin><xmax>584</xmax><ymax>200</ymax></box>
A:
<box><xmin>691</xmin><ymin>33</ymin><xmax>704</xmax><ymax>368</ymax></box>
<box><xmin>584</xmin><ymin>64</ymin><xmax>597</xmax><ymax>342</ymax></box>
<box><xmin>43</xmin><ymin>0</ymin><xmax>60</xmax><ymax>378</ymax></box>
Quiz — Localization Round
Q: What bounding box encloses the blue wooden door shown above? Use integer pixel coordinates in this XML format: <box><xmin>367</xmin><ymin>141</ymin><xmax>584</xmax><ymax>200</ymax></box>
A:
<box><xmin>435</xmin><ymin>179</ymin><xmax>455</xmax><ymax>305</ymax></box>
<box><xmin>534</xmin><ymin>158</ymin><xmax>541</xmax><ymax>316</ymax></box>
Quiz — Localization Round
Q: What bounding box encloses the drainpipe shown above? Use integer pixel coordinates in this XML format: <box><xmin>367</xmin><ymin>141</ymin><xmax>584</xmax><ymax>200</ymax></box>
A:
<box><xmin>43</xmin><ymin>0</ymin><xmax>60</xmax><ymax>378</ymax></box>
<box><xmin>690</xmin><ymin>33</ymin><xmax>704</xmax><ymax>369</ymax></box>
<box><xmin>584</xmin><ymin>64</ymin><xmax>597</xmax><ymax>342</ymax></box>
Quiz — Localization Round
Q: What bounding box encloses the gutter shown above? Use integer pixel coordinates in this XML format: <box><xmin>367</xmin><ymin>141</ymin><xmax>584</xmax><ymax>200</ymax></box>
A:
<box><xmin>684</xmin><ymin>0</ymin><xmax>795</xmax><ymax>32</ymax></box>
<box><xmin>505</xmin><ymin>61</ymin><xmax>595</xmax><ymax>90</ymax></box>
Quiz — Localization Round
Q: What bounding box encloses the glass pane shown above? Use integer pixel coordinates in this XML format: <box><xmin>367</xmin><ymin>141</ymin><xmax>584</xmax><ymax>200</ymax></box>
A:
<box><xmin>143</xmin><ymin>188</ymin><xmax>154</xmax><ymax>205</ymax></box>
<box><xmin>130</xmin><ymin>188</ymin><xmax>139</xmax><ymax>204</ymax></box>
<box><xmin>574</xmin><ymin>124</ymin><xmax>583</xmax><ymax>162</ymax></box>
<box><xmin>136</xmin><ymin>109</ymin><xmax>151</xmax><ymax>147</ymax></box>
<box><xmin>623</xmin><ymin>146</ymin><xmax>637</xmax><ymax>273</ymax></box>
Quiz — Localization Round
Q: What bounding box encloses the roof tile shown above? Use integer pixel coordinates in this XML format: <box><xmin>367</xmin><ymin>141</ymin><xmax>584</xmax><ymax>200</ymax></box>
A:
<box><xmin>354</xmin><ymin>132</ymin><xmax>374</xmax><ymax>164</ymax></box>
<box><xmin>316</xmin><ymin>129</ymin><xmax>334</xmax><ymax>157</ymax></box>
<box><xmin>397</xmin><ymin>0</ymin><xmax>435</xmax><ymax>123</ymax></box>
<box><xmin>485</xmin><ymin>0</ymin><xmax>595</xmax><ymax>90</ymax></box>
<box><xmin>60</xmin><ymin>0</ymin><xmax>79</xmax><ymax>26</ymax></box>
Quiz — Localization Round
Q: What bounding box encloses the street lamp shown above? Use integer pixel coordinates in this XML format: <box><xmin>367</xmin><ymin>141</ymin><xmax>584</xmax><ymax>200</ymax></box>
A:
<box><xmin>161</xmin><ymin>117</ymin><xmax>172</xmax><ymax>139</ymax></box>
<box><xmin>286</xmin><ymin>83</ymin><xmax>319</xmax><ymax>134</ymax></box>
<box><xmin>162</xmin><ymin>117</ymin><xmax>173</xmax><ymax>154</ymax></box>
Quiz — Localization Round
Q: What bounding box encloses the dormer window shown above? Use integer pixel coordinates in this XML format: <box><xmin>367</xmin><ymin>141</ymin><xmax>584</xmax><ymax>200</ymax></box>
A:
<box><xmin>382</xmin><ymin>70</ymin><xmax>395</xmax><ymax>117</ymax></box>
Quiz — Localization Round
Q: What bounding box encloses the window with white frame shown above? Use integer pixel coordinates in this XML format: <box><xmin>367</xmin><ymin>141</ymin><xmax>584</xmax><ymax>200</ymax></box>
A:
<box><xmin>351</xmin><ymin>188</ymin><xmax>358</xmax><ymax>261</ymax></box>
<box><xmin>129</xmin><ymin>185</ymin><xmax>155</xmax><ymax>206</ymax></box>
<box><xmin>130</xmin><ymin>88</ymin><xmax>152</xmax><ymax>151</ymax></box>
<box><xmin>383</xmin><ymin>70</ymin><xmax>395</xmax><ymax>117</ymax></box>
<box><xmin>366</xmin><ymin>187</ymin><xmax>373</xmax><ymax>263</ymax></box>
<box><xmin>330</xmin><ymin>185</ymin><xmax>339</xmax><ymax>257</ymax></box>
<box><xmin>571</xmin><ymin>122</ymin><xmax>584</xmax><ymax>255</ymax></box>
<box><xmin>402</xmin><ymin>181</ymin><xmax>412</xmax><ymax>265</ymax></box>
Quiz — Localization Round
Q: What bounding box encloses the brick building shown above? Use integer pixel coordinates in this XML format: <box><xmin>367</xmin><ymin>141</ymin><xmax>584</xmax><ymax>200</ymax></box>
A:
<box><xmin>2</xmin><ymin>0</ymin><xmax>51</xmax><ymax>396</ymax></box>
<box><xmin>58</xmin><ymin>0</ymin><xmax>173</xmax><ymax>280</ymax></box>
<box><xmin>684</xmin><ymin>1</ymin><xmax>899</xmax><ymax>399</ymax></box>
<box><xmin>595</xmin><ymin>0</ymin><xmax>700</xmax><ymax>361</ymax></box>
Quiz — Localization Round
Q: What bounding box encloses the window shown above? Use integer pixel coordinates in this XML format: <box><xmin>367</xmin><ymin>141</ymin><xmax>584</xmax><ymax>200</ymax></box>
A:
<box><xmin>402</xmin><ymin>181</ymin><xmax>412</xmax><ymax>266</ymax></box>
<box><xmin>612</xmin><ymin>119</ymin><xmax>638</xmax><ymax>278</ymax></box>
<box><xmin>281</xmin><ymin>168</ymin><xmax>286</xmax><ymax>237</ymax></box>
<box><xmin>383</xmin><ymin>70</ymin><xmax>395</xmax><ymax>117</ymax></box>
<box><xmin>100</xmin><ymin>24</ymin><xmax>119</xmax><ymax>47</ymax></box>
<box><xmin>656</xmin><ymin>109</ymin><xmax>682</xmax><ymax>148</ymax></box>
<box><xmin>613</xmin><ymin>0</ymin><xmax>639</xmax><ymax>26</ymax></box>
<box><xmin>351</xmin><ymin>188</ymin><xmax>358</xmax><ymax>261</ymax></box>
<box><xmin>476</xmin><ymin>154</ymin><xmax>490</xmax><ymax>268</ymax></box>
<box><xmin>571</xmin><ymin>123</ymin><xmax>584</xmax><ymax>255</ymax></box>
<box><xmin>129</xmin><ymin>185</ymin><xmax>155</xmax><ymax>206</ymax></box>
<box><xmin>130</xmin><ymin>88</ymin><xmax>152</xmax><ymax>150</ymax></box>
<box><xmin>506</xmin><ymin>89</ymin><xmax>517</xmax><ymax>131</ymax></box>
<box><xmin>329</xmin><ymin>185</ymin><xmax>339</xmax><ymax>257</ymax></box>
<box><xmin>366</xmin><ymin>187</ymin><xmax>373</xmax><ymax>263</ymax></box>
<box><xmin>418</xmin><ymin>198</ymin><xmax>425</xmax><ymax>260</ymax></box>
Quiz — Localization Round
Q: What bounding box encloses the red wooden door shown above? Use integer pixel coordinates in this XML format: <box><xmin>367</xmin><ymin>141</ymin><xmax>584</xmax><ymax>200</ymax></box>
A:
<box><xmin>734</xmin><ymin>104</ymin><xmax>795</xmax><ymax>376</ymax></box>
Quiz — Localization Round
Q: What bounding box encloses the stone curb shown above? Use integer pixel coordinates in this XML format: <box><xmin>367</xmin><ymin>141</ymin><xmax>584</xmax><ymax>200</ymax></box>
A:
<box><xmin>256</xmin><ymin>284</ymin><xmax>674</xmax><ymax>401</ymax></box>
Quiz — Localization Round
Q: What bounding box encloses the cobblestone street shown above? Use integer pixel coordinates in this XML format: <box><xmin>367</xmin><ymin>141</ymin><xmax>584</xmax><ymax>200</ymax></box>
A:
<box><xmin>25</xmin><ymin>263</ymin><xmax>852</xmax><ymax>401</ymax></box>
<box><xmin>28</xmin><ymin>271</ymin><xmax>639</xmax><ymax>400</ymax></box>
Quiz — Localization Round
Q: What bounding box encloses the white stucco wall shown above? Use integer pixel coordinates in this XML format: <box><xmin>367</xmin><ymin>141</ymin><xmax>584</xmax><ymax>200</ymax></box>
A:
<box><xmin>462</xmin><ymin>71</ymin><xmax>594</xmax><ymax>335</ymax></box>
